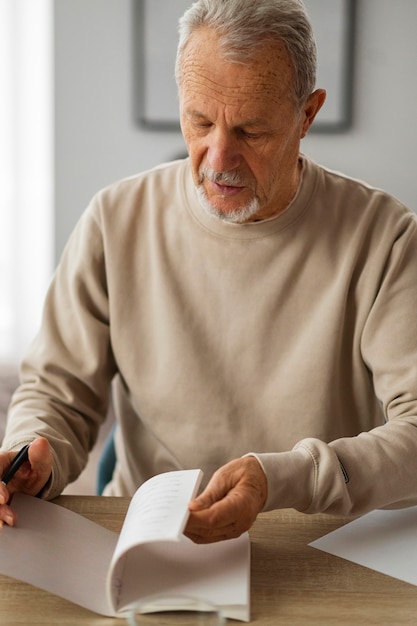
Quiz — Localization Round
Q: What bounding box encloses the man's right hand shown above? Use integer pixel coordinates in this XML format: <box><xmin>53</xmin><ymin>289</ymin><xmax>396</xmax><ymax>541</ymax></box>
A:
<box><xmin>0</xmin><ymin>437</ymin><xmax>53</xmax><ymax>526</ymax></box>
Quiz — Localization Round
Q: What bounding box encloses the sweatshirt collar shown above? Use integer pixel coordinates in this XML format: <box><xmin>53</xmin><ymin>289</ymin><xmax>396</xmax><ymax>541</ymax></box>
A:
<box><xmin>182</xmin><ymin>154</ymin><xmax>317</xmax><ymax>239</ymax></box>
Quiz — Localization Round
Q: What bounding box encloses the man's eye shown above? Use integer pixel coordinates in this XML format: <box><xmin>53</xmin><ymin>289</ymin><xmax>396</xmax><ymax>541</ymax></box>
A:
<box><xmin>193</xmin><ymin>124</ymin><xmax>212</xmax><ymax>135</ymax></box>
<box><xmin>192</xmin><ymin>120</ymin><xmax>212</xmax><ymax>129</ymax></box>
<box><xmin>240</xmin><ymin>129</ymin><xmax>263</xmax><ymax>140</ymax></box>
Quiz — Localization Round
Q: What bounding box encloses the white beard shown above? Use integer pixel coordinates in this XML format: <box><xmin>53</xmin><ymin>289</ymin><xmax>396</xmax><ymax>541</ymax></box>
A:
<box><xmin>196</xmin><ymin>181</ymin><xmax>260</xmax><ymax>224</ymax></box>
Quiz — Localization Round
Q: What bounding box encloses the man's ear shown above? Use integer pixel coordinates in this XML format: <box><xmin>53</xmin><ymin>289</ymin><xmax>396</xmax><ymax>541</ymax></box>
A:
<box><xmin>300</xmin><ymin>89</ymin><xmax>327</xmax><ymax>138</ymax></box>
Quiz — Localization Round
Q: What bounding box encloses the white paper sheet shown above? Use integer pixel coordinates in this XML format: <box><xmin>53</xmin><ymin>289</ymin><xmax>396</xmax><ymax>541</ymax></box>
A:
<box><xmin>310</xmin><ymin>505</ymin><xmax>417</xmax><ymax>585</ymax></box>
<box><xmin>0</xmin><ymin>493</ymin><xmax>118</xmax><ymax>616</ymax></box>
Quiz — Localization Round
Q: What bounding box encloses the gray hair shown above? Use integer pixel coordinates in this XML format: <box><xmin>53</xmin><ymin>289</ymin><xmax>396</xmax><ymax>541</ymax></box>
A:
<box><xmin>175</xmin><ymin>0</ymin><xmax>317</xmax><ymax>107</ymax></box>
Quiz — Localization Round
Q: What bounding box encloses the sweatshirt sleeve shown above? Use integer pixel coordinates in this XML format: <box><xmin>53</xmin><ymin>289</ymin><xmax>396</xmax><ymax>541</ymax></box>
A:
<box><xmin>2</xmin><ymin>196</ymin><xmax>117</xmax><ymax>498</ymax></box>
<box><xmin>255</xmin><ymin>212</ymin><xmax>417</xmax><ymax>516</ymax></box>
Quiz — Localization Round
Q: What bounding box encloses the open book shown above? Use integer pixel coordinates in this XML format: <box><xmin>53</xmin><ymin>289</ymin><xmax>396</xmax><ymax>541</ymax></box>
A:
<box><xmin>0</xmin><ymin>469</ymin><xmax>250</xmax><ymax>621</ymax></box>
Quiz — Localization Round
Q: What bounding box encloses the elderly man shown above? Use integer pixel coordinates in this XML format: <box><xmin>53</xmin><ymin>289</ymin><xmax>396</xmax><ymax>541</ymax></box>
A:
<box><xmin>1</xmin><ymin>0</ymin><xmax>417</xmax><ymax>544</ymax></box>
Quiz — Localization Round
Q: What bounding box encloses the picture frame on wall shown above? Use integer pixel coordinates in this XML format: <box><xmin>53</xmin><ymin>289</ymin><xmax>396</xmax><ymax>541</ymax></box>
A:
<box><xmin>134</xmin><ymin>0</ymin><xmax>356</xmax><ymax>133</ymax></box>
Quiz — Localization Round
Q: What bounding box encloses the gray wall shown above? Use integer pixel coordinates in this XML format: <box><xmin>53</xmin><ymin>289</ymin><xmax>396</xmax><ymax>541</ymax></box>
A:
<box><xmin>303</xmin><ymin>0</ymin><xmax>417</xmax><ymax>206</ymax></box>
<box><xmin>54</xmin><ymin>0</ymin><xmax>417</xmax><ymax>261</ymax></box>
<box><xmin>54</xmin><ymin>0</ymin><xmax>186</xmax><ymax>259</ymax></box>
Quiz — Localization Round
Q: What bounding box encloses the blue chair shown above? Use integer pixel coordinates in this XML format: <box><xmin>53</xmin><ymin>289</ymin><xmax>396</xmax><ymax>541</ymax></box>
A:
<box><xmin>96</xmin><ymin>424</ymin><xmax>117</xmax><ymax>495</ymax></box>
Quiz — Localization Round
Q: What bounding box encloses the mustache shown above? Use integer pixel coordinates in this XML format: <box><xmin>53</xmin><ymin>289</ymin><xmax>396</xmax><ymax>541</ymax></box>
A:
<box><xmin>199</xmin><ymin>167</ymin><xmax>248</xmax><ymax>186</ymax></box>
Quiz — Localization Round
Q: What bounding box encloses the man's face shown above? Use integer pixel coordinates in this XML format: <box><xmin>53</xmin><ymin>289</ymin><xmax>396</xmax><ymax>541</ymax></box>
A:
<box><xmin>179</xmin><ymin>28</ymin><xmax>321</xmax><ymax>223</ymax></box>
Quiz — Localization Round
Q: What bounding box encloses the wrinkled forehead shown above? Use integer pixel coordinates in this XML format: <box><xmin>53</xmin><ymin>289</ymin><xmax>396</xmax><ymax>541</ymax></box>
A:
<box><xmin>179</xmin><ymin>27</ymin><xmax>295</xmax><ymax>106</ymax></box>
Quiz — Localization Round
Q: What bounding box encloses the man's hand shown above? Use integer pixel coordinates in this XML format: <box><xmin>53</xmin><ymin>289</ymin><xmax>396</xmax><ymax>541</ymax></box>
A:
<box><xmin>0</xmin><ymin>437</ymin><xmax>53</xmax><ymax>527</ymax></box>
<box><xmin>184</xmin><ymin>456</ymin><xmax>267</xmax><ymax>544</ymax></box>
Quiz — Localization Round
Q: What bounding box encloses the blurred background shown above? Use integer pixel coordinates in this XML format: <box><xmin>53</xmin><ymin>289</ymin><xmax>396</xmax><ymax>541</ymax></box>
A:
<box><xmin>1</xmin><ymin>0</ymin><xmax>417</xmax><ymax>366</ymax></box>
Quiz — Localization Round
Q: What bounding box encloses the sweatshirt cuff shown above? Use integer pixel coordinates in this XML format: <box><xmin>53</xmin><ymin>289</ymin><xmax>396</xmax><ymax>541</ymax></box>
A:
<box><xmin>38</xmin><ymin>446</ymin><xmax>67</xmax><ymax>500</ymax></box>
<box><xmin>246</xmin><ymin>446</ymin><xmax>316</xmax><ymax>512</ymax></box>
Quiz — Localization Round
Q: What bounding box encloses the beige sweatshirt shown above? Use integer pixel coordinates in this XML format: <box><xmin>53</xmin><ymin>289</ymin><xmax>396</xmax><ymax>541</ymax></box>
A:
<box><xmin>4</xmin><ymin>155</ymin><xmax>417</xmax><ymax>516</ymax></box>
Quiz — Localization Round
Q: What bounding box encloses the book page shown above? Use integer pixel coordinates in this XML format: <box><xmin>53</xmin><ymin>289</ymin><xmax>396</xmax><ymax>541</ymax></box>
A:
<box><xmin>115</xmin><ymin>533</ymin><xmax>251</xmax><ymax>621</ymax></box>
<box><xmin>114</xmin><ymin>469</ymin><xmax>203</xmax><ymax>553</ymax></box>
<box><xmin>108</xmin><ymin>469</ymin><xmax>203</xmax><ymax>611</ymax></box>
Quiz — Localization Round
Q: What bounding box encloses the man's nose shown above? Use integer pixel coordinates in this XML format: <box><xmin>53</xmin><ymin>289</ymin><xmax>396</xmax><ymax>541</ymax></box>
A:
<box><xmin>206</xmin><ymin>128</ymin><xmax>241</xmax><ymax>173</ymax></box>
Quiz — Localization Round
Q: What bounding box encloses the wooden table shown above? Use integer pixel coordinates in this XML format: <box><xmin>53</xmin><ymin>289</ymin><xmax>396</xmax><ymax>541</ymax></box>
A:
<box><xmin>1</xmin><ymin>496</ymin><xmax>417</xmax><ymax>624</ymax></box>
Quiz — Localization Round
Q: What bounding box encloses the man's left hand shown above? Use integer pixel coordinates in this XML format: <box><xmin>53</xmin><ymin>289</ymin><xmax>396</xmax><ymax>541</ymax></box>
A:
<box><xmin>184</xmin><ymin>456</ymin><xmax>267</xmax><ymax>544</ymax></box>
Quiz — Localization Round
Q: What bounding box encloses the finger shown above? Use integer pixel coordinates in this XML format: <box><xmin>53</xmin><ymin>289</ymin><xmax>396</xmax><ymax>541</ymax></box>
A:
<box><xmin>188</xmin><ymin>475</ymin><xmax>231</xmax><ymax>512</ymax></box>
<box><xmin>185</xmin><ymin>530</ymin><xmax>232</xmax><ymax>544</ymax></box>
<box><xmin>189</xmin><ymin>456</ymin><xmax>267</xmax><ymax>513</ymax></box>
<box><xmin>186</xmin><ymin>491</ymin><xmax>262</xmax><ymax>544</ymax></box>
<box><xmin>188</xmin><ymin>490</ymin><xmax>243</xmax><ymax>529</ymax></box>
<box><xmin>185</xmin><ymin>520</ymin><xmax>243</xmax><ymax>543</ymax></box>
<box><xmin>191</xmin><ymin>476</ymin><xmax>263</xmax><ymax>527</ymax></box>
<box><xmin>0</xmin><ymin>504</ymin><xmax>17</xmax><ymax>527</ymax></box>
<box><xmin>0</xmin><ymin>481</ymin><xmax>10</xmax><ymax>506</ymax></box>
<box><xmin>185</xmin><ymin>510</ymin><xmax>247</xmax><ymax>543</ymax></box>
<box><xmin>0</xmin><ymin>449</ymin><xmax>17</xmax><ymax>478</ymax></box>
<box><xmin>6</xmin><ymin>437</ymin><xmax>52</xmax><ymax>496</ymax></box>
<box><xmin>27</xmin><ymin>437</ymin><xmax>53</xmax><ymax>477</ymax></box>
<box><xmin>188</xmin><ymin>460</ymin><xmax>245</xmax><ymax>512</ymax></box>
<box><xmin>0</xmin><ymin>448</ymin><xmax>21</xmax><ymax>504</ymax></box>
<box><xmin>186</xmin><ymin>494</ymin><xmax>251</xmax><ymax>543</ymax></box>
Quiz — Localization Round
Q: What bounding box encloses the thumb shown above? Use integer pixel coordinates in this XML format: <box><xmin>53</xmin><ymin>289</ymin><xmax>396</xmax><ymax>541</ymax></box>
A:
<box><xmin>188</xmin><ymin>471</ymin><xmax>229</xmax><ymax>512</ymax></box>
<box><xmin>27</xmin><ymin>436</ymin><xmax>53</xmax><ymax>471</ymax></box>
<box><xmin>188</xmin><ymin>491</ymin><xmax>214</xmax><ymax>512</ymax></box>
<box><xmin>13</xmin><ymin>436</ymin><xmax>53</xmax><ymax>495</ymax></box>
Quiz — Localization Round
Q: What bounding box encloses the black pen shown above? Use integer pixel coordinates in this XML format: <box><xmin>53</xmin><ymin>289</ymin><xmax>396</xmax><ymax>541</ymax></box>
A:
<box><xmin>1</xmin><ymin>444</ymin><xmax>31</xmax><ymax>485</ymax></box>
